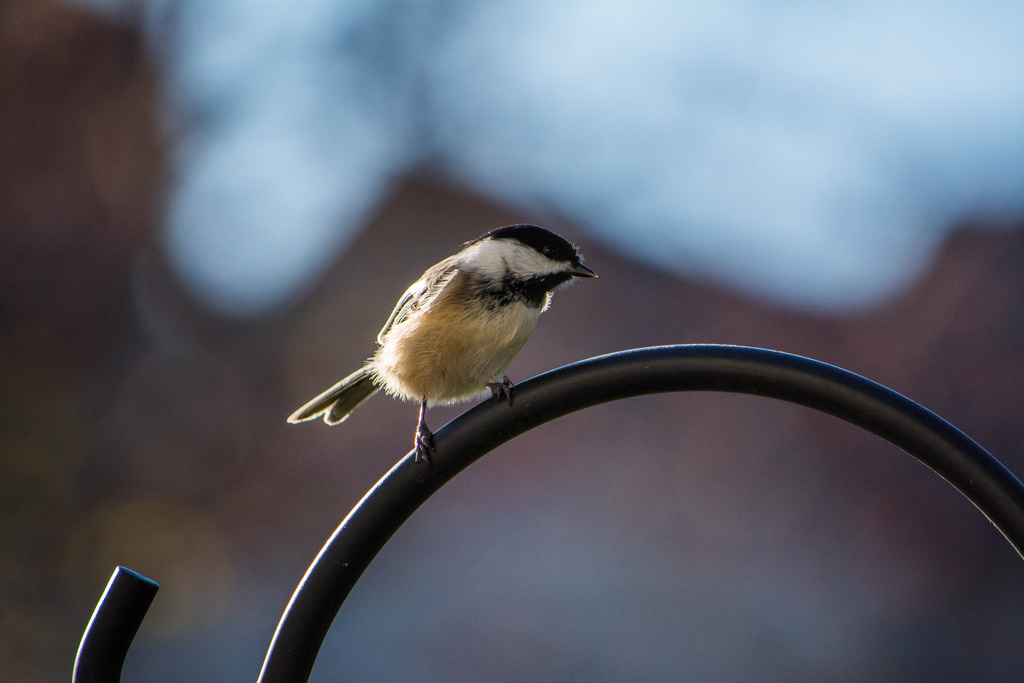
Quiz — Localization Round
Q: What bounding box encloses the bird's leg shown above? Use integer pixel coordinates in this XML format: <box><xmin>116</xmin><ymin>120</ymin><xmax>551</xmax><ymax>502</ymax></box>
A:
<box><xmin>487</xmin><ymin>375</ymin><xmax>515</xmax><ymax>406</ymax></box>
<box><xmin>414</xmin><ymin>398</ymin><xmax>435</xmax><ymax>465</ymax></box>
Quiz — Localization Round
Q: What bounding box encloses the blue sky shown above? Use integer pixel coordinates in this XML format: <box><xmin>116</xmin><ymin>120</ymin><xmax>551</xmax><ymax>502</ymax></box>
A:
<box><xmin>77</xmin><ymin>0</ymin><xmax>1024</xmax><ymax>314</ymax></box>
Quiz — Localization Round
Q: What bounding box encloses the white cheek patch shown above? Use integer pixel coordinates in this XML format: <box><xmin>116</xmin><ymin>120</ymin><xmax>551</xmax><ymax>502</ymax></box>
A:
<box><xmin>460</xmin><ymin>240</ymin><xmax>506</xmax><ymax>277</ymax></box>
<box><xmin>464</xmin><ymin>239</ymin><xmax>566</xmax><ymax>280</ymax></box>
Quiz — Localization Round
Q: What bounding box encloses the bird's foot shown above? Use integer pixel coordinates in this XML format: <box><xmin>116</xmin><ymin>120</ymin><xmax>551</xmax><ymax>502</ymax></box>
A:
<box><xmin>414</xmin><ymin>423</ymin><xmax>435</xmax><ymax>465</ymax></box>
<box><xmin>488</xmin><ymin>376</ymin><xmax>515</xmax><ymax>406</ymax></box>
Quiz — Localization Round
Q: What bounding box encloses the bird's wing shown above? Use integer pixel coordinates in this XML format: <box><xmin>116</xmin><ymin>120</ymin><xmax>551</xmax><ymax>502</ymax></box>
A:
<box><xmin>376</xmin><ymin>258</ymin><xmax>460</xmax><ymax>345</ymax></box>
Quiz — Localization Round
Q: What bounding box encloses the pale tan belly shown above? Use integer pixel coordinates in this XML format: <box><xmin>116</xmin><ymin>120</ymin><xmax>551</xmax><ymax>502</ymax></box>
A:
<box><xmin>369</xmin><ymin>301</ymin><xmax>540</xmax><ymax>404</ymax></box>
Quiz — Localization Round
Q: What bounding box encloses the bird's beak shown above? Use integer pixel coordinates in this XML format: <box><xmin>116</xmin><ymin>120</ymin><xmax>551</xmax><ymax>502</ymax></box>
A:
<box><xmin>571</xmin><ymin>263</ymin><xmax>597</xmax><ymax>278</ymax></box>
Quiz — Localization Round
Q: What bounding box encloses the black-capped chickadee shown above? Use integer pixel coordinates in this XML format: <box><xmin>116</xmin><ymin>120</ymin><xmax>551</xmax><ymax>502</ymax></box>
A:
<box><xmin>287</xmin><ymin>224</ymin><xmax>596</xmax><ymax>463</ymax></box>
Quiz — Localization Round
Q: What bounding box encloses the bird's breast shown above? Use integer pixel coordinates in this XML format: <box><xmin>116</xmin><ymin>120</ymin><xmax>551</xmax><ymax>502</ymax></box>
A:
<box><xmin>371</xmin><ymin>289</ymin><xmax>542</xmax><ymax>405</ymax></box>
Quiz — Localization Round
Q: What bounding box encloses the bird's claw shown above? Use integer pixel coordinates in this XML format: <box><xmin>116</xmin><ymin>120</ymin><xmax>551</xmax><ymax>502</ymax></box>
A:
<box><xmin>488</xmin><ymin>376</ymin><xmax>515</xmax><ymax>406</ymax></box>
<box><xmin>414</xmin><ymin>424</ymin><xmax>435</xmax><ymax>465</ymax></box>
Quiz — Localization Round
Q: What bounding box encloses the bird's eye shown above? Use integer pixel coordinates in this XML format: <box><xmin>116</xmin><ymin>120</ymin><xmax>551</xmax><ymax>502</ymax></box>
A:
<box><xmin>542</xmin><ymin>246</ymin><xmax>555</xmax><ymax>257</ymax></box>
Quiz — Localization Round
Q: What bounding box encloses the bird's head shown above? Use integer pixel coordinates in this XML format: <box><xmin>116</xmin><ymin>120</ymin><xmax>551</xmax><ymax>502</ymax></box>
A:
<box><xmin>464</xmin><ymin>224</ymin><xmax>596</xmax><ymax>286</ymax></box>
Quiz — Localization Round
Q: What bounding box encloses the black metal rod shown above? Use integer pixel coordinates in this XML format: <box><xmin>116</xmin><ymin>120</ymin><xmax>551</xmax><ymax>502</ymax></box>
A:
<box><xmin>73</xmin><ymin>566</ymin><xmax>159</xmax><ymax>683</ymax></box>
<box><xmin>258</xmin><ymin>344</ymin><xmax>1024</xmax><ymax>682</ymax></box>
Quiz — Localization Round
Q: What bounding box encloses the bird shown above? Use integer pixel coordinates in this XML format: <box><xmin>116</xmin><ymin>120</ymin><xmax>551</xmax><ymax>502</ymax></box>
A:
<box><xmin>287</xmin><ymin>224</ymin><xmax>596</xmax><ymax>464</ymax></box>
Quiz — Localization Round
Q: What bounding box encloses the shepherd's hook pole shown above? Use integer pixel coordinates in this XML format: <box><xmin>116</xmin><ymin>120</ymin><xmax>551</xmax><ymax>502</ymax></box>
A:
<box><xmin>258</xmin><ymin>344</ymin><xmax>1024</xmax><ymax>683</ymax></box>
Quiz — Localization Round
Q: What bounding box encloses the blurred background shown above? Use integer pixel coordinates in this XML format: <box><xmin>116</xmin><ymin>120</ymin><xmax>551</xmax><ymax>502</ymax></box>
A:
<box><xmin>3</xmin><ymin>0</ymin><xmax>1024</xmax><ymax>680</ymax></box>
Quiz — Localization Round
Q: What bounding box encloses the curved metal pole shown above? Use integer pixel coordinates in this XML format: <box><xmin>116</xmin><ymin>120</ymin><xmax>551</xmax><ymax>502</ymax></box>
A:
<box><xmin>258</xmin><ymin>344</ymin><xmax>1024</xmax><ymax>682</ymax></box>
<box><xmin>73</xmin><ymin>566</ymin><xmax>159</xmax><ymax>683</ymax></box>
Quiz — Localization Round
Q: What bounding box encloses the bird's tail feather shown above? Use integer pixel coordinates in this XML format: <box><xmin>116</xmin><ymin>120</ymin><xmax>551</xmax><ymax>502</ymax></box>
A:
<box><xmin>287</xmin><ymin>367</ymin><xmax>380</xmax><ymax>425</ymax></box>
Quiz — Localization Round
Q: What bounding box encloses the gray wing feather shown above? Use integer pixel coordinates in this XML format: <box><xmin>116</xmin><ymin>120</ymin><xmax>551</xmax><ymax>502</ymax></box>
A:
<box><xmin>288</xmin><ymin>255</ymin><xmax>465</xmax><ymax>426</ymax></box>
<box><xmin>376</xmin><ymin>259</ymin><xmax>460</xmax><ymax>345</ymax></box>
